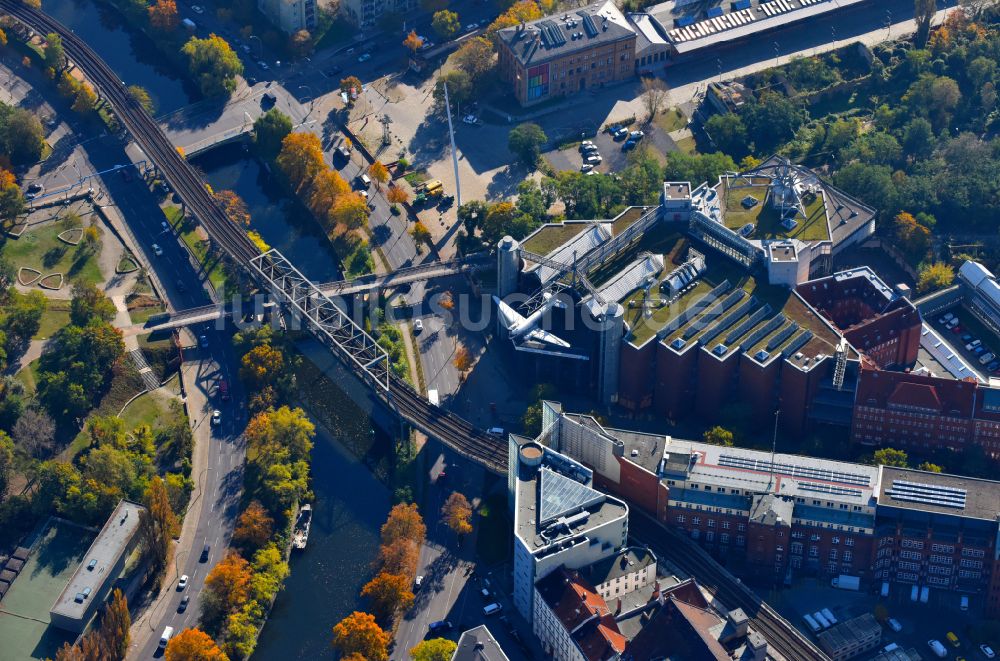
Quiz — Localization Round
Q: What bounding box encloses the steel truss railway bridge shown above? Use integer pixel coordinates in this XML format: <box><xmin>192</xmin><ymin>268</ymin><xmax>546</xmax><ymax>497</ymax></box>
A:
<box><xmin>0</xmin><ymin>5</ymin><xmax>827</xmax><ymax>655</ymax></box>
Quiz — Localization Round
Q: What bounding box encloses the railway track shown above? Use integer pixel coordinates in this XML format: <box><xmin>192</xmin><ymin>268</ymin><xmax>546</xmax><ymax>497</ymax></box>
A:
<box><xmin>631</xmin><ymin>511</ymin><xmax>830</xmax><ymax>661</ymax></box>
<box><xmin>0</xmin><ymin>0</ymin><xmax>506</xmax><ymax>474</ymax></box>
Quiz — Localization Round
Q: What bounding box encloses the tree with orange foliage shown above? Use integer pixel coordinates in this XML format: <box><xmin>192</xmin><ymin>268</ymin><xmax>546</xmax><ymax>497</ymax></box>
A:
<box><xmin>0</xmin><ymin>168</ymin><xmax>27</xmax><ymax>222</ymax></box>
<box><xmin>330</xmin><ymin>193</ymin><xmax>368</xmax><ymax>231</ymax></box>
<box><xmin>380</xmin><ymin>503</ymin><xmax>426</xmax><ymax>546</ymax></box>
<box><xmin>332</xmin><ymin>612</ymin><xmax>390</xmax><ymax>661</ymax></box>
<box><xmin>309</xmin><ymin>169</ymin><xmax>352</xmax><ymax>218</ymax></box>
<box><xmin>368</xmin><ymin>161</ymin><xmax>389</xmax><ymax>189</ymax></box>
<box><xmin>240</xmin><ymin>343</ymin><xmax>285</xmax><ymax>387</ymax></box>
<box><xmin>486</xmin><ymin>1</ymin><xmax>542</xmax><ymax>38</ymax></box>
<box><xmin>203</xmin><ymin>552</ymin><xmax>252</xmax><ymax>623</ymax></box>
<box><xmin>453</xmin><ymin>345</ymin><xmax>472</xmax><ymax>372</ymax></box>
<box><xmin>386</xmin><ymin>186</ymin><xmax>409</xmax><ymax>206</ymax></box>
<box><xmin>442</xmin><ymin>492</ymin><xmax>473</xmax><ymax>536</ymax></box>
<box><xmin>411</xmin><ymin>221</ymin><xmax>431</xmax><ymax>247</ymax></box>
<box><xmin>276</xmin><ymin>132</ymin><xmax>325</xmax><ymax>192</ymax></box>
<box><xmin>893</xmin><ymin>211</ymin><xmax>931</xmax><ymax>259</ymax></box>
<box><xmin>403</xmin><ymin>31</ymin><xmax>424</xmax><ymax>54</ymax></box>
<box><xmin>214</xmin><ymin>189</ymin><xmax>250</xmax><ymax>226</ymax></box>
<box><xmin>165</xmin><ymin>628</ymin><xmax>229</xmax><ymax>661</ymax></box>
<box><xmin>289</xmin><ymin>29</ymin><xmax>313</xmax><ymax>57</ymax></box>
<box><xmin>340</xmin><ymin>76</ymin><xmax>363</xmax><ymax>97</ymax></box>
<box><xmin>377</xmin><ymin>538</ymin><xmax>420</xmax><ymax>576</ymax></box>
<box><xmin>361</xmin><ymin>572</ymin><xmax>415</xmax><ymax>619</ymax></box>
<box><xmin>148</xmin><ymin>0</ymin><xmax>179</xmax><ymax>31</ymax></box>
<box><xmin>233</xmin><ymin>500</ymin><xmax>274</xmax><ymax>550</ymax></box>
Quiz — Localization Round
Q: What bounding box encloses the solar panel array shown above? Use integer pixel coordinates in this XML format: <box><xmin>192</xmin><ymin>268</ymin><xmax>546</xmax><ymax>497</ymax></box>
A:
<box><xmin>781</xmin><ymin>329</ymin><xmax>813</xmax><ymax>357</ymax></box>
<box><xmin>718</xmin><ymin>453</ymin><xmax>873</xmax><ymax>487</ymax></box>
<box><xmin>683</xmin><ymin>289</ymin><xmax>744</xmax><ymax>340</ymax></box>
<box><xmin>742</xmin><ymin>314</ymin><xmax>785</xmax><ymax>351</ymax></box>
<box><xmin>799</xmin><ymin>481</ymin><xmax>863</xmax><ymax>498</ymax></box>
<box><xmin>538</xmin><ymin>467</ymin><xmax>604</xmax><ymax>524</ymax></box>
<box><xmin>727</xmin><ymin>304</ymin><xmax>774</xmax><ymax>346</ymax></box>
<box><xmin>538</xmin><ymin>20</ymin><xmax>566</xmax><ymax>49</ymax></box>
<box><xmin>701</xmin><ymin>297</ymin><xmax>757</xmax><ymax>345</ymax></box>
<box><xmin>766</xmin><ymin>322</ymin><xmax>799</xmax><ymax>351</ymax></box>
<box><xmin>885</xmin><ymin>480</ymin><xmax>967</xmax><ymax>510</ymax></box>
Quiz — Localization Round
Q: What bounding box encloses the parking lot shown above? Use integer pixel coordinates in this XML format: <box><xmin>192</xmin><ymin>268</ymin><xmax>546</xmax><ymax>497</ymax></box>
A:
<box><xmin>544</xmin><ymin>122</ymin><xmax>674</xmax><ymax>175</ymax></box>
<box><xmin>931</xmin><ymin>307</ymin><xmax>1000</xmax><ymax>379</ymax></box>
<box><xmin>771</xmin><ymin>578</ymin><xmax>998</xmax><ymax>660</ymax></box>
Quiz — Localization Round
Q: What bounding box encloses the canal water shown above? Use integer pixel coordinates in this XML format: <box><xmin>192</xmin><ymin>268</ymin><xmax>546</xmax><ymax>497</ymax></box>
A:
<box><xmin>41</xmin><ymin>0</ymin><xmax>197</xmax><ymax>114</ymax></box>
<box><xmin>195</xmin><ymin>143</ymin><xmax>344</xmax><ymax>283</ymax></box>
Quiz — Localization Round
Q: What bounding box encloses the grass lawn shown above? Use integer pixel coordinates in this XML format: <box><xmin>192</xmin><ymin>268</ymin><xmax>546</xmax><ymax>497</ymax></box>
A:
<box><xmin>128</xmin><ymin>301</ymin><xmax>166</xmax><ymax>324</ymax></box>
<box><xmin>120</xmin><ymin>388</ymin><xmax>176</xmax><ymax>433</ymax></box>
<box><xmin>2</xmin><ymin>292</ymin><xmax>72</xmax><ymax>340</ymax></box>
<box><xmin>0</xmin><ymin>216</ymin><xmax>103</xmax><ymax>287</ymax></box>
<box><xmin>14</xmin><ymin>357</ymin><xmax>42</xmax><ymax>394</ymax></box>
<box><xmin>675</xmin><ymin>135</ymin><xmax>697</xmax><ymax>154</ymax></box>
<box><xmin>163</xmin><ymin>205</ymin><xmax>229</xmax><ymax>294</ymax></box>
<box><xmin>403</xmin><ymin>170</ymin><xmax>430</xmax><ymax>187</ymax></box>
<box><xmin>721</xmin><ymin>177</ymin><xmax>830</xmax><ymax>242</ymax></box>
<box><xmin>655</xmin><ymin>107</ymin><xmax>687</xmax><ymax>133</ymax></box>
<box><xmin>521</xmin><ymin>223</ymin><xmax>588</xmax><ymax>255</ymax></box>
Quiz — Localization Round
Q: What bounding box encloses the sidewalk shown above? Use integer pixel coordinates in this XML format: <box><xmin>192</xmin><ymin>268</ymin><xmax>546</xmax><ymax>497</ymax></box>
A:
<box><xmin>126</xmin><ymin>358</ymin><xmax>210</xmax><ymax>656</ymax></box>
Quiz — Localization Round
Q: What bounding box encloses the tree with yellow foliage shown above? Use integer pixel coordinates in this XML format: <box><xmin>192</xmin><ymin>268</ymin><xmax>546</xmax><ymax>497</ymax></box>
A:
<box><xmin>240</xmin><ymin>343</ymin><xmax>284</xmax><ymax>387</ymax></box>
<box><xmin>486</xmin><ymin>1</ymin><xmax>542</xmax><ymax>39</ymax></box>
<box><xmin>276</xmin><ymin>132</ymin><xmax>325</xmax><ymax>192</ymax></box>
<box><xmin>368</xmin><ymin>161</ymin><xmax>389</xmax><ymax>189</ymax></box>
<box><xmin>441</xmin><ymin>491</ymin><xmax>473</xmax><ymax>536</ymax></box>
<box><xmin>214</xmin><ymin>189</ymin><xmax>250</xmax><ymax>226</ymax></box>
<box><xmin>148</xmin><ymin>0</ymin><xmax>179</xmax><ymax>31</ymax></box>
<box><xmin>203</xmin><ymin>552</ymin><xmax>252</xmax><ymax>623</ymax></box>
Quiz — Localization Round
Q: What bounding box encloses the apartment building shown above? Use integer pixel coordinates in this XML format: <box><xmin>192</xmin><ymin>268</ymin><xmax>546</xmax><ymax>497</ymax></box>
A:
<box><xmin>496</xmin><ymin>1</ymin><xmax>637</xmax><ymax>107</ymax></box>
<box><xmin>257</xmin><ymin>0</ymin><xmax>316</xmax><ymax>34</ymax></box>
<box><xmin>534</xmin><ymin>402</ymin><xmax>1000</xmax><ymax>616</ymax></box>
<box><xmin>339</xmin><ymin>0</ymin><xmax>417</xmax><ymax>29</ymax></box>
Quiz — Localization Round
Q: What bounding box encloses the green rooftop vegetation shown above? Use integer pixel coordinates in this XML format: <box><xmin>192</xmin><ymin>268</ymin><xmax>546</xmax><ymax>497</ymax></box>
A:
<box><xmin>521</xmin><ymin>222</ymin><xmax>589</xmax><ymax>256</ymax></box>
<box><xmin>720</xmin><ymin>177</ymin><xmax>831</xmax><ymax>242</ymax></box>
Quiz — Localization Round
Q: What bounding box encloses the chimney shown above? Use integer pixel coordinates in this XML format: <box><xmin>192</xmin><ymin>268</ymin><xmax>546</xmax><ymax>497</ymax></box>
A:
<box><xmin>615</xmin><ymin>598</ymin><xmax>622</xmax><ymax>615</ymax></box>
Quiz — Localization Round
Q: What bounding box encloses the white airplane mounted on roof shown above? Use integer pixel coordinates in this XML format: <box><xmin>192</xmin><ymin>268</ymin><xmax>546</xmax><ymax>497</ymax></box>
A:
<box><xmin>493</xmin><ymin>293</ymin><xmax>571</xmax><ymax>348</ymax></box>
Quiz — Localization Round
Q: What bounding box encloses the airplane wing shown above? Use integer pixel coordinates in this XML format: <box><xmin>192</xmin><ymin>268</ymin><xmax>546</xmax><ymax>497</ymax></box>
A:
<box><xmin>526</xmin><ymin>328</ymin><xmax>571</xmax><ymax>348</ymax></box>
<box><xmin>493</xmin><ymin>296</ymin><xmax>523</xmax><ymax>331</ymax></box>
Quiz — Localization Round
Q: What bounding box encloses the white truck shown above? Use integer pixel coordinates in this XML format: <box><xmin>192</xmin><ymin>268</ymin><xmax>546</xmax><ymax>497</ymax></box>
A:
<box><xmin>831</xmin><ymin>574</ymin><xmax>860</xmax><ymax>591</ymax></box>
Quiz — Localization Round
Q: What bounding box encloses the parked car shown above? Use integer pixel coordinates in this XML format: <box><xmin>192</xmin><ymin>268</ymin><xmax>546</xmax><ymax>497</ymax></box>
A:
<box><xmin>463</xmin><ymin>114</ymin><xmax>480</xmax><ymax>125</ymax></box>
<box><xmin>580</xmin><ymin>164</ymin><xmax>594</xmax><ymax>173</ymax></box>
<box><xmin>414</xmin><ymin>575</ymin><xmax>423</xmax><ymax>590</ymax></box>
<box><xmin>483</xmin><ymin>603</ymin><xmax>502</xmax><ymax>616</ymax></box>
<box><xmin>988</xmin><ymin>361</ymin><xmax>999</xmax><ymax>371</ymax></box>
<box><xmin>211</xmin><ymin>410</ymin><xmax>221</xmax><ymax>426</ymax></box>
<box><xmin>152</xmin><ymin>243</ymin><xmax>163</xmax><ymax>257</ymax></box>
<box><xmin>191</xmin><ymin>5</ymin><xmax>204</xmax><ymax>13</ymax></box>
<box><xmin>629</xmin><ymin>130</ymin><xmax>645</xmax><ymax>140</ymax></box>
<box><xmin>25</xmin><ymin>183</ymin><xmax>43</xmax><ymax>199</ymax></box>
<box><xmin>887</xmin><ymin>618</ymin><xmax>903</xmax><ymax>633</ymax></box>
<box><xmin>428</xmin><ymin>620</ymin><xmax>452</xmax><ymax>634</ymax></box>
<box><xmin>947</xmin><ymin>632</ymin><xmax>961</xmax><ymax>648</ymax></box>
<box><xmin>962</xmin><ymin>333</ymin><xmax>974</xmax><ymax>342</ymax></box>
<box><xmin>623</xmin><ymin>139</ymin><xmax>637</xmax><ymax>151</ymax></box>
<box><xmin>199</xmin><ymin>334</ymin><xmax>209</xmax><ymax>348</ymax></box>
<box><xmin>177</xmin><ymin>575</ymin><xmax>189</xmax><ymax>590</ymax></box>
<box><xmin>927</xmin><ymin>640</ymin><xmax>947</xmax><ymax>658</ymax></box>
<box><xmin>612</xmin><ymin>127</ymin><xmax>628</xmax><ymax>140</ymax></box>
<box><xmin>413</xmin><ymin>319</ymin><xmax>424</xmax><ymax>333</ymax></box>
<box><xmin>581</xmin><ymin>143</ymin><xmax>599</xmax><ymax>153</ymax></box>
<box><xmin>974</xmin><ymin>346</ymin><xmax>986</xmax><ymax>355</ymax></box>
<box><xmin>579</xmin><ymin>140</ymin><xmax>595</xmax><ymax>151</ymax></box>
<box><xmin>358</xmin><ymin>53</ymin><xmax>371</xmax><ymax>62</ymax></box>
<box><xmin>981</xmin><ymin>644</ymin><xmax>996</xmax><ymax>659</ymax></box>
<box><xmin>585</xmin><ymin>154</ymin><xmax>603</xmax><ymax>164</ymax></box>
<box><xmin>466</xmin><ymin>22</ymin><xmax>479</xmax><ymax>30</ymax></box>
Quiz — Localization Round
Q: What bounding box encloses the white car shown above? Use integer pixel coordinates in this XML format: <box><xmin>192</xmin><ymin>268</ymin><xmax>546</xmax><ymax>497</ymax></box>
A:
<box><xmin>982</xmin><ymin>644</ymin><xmax>996</xmax><ymax>659</ymax></box>
<box><xmin>211</xmin><ymin>410</ymin><xmax>221</xmax><ymax>426</ymax></box>
<box><xmin>466</xmin><ymin>22</ymin><xmax>479</xmax><ymax>31</ymax></box>
<box><xmin>177</xmin><ymin>575</ymin><xmax>189</xmax><ymax>590</ymax></box>
<box><xmin>886</xmin><ymin>617</ymin><xmax>902</xmax><ymax>633</ymax></box>
<box><xmin>585</xmin><ymin>154</ymin><xmax>603</xmax><ymax>164</ymax></box>
<box><xmin>358</xmin><ymin>53</ymin><xmax>371</xmax><ymax>63</ymax></box>
<box><xmin>258</xmin><ymin>60</ymin><xmax>269</xmax><ymax>70</ymax></box>
<box><xmin>191</xmin><ymin>4</ymin><xmax>204</xmax><ymax>13</ymax></box>
<box><xmin>462</xmin><ymin>114</ymin><xmax>479</xmax><ymax>125</ymax></box>
<box><xmin>414</xmin><ymin>319</ymin><xmax>424</xmax><ymax>332</ymax></box>
<box><xmin>629</xmin><ymin>130</ymin><xmax>645</xmax><ymax>140</ymax></box>
<box><xmin>152</xmin><ymin>243</ymin><xmax>163</xmax><ymax>257</ymax></box>
<box><xmin>241</xmin><ymin>44</ymin><xmax>251</xmax><ymax>53</ymax></box>
<box><xmin>580</xmin><ymin>164</ymin><xmax>594</xmax><ymax>173</ymax></box>
<box><xmin>579</xmin><ymin>140</ymin><xmax>595</xmax><ymax>151</ymax></box>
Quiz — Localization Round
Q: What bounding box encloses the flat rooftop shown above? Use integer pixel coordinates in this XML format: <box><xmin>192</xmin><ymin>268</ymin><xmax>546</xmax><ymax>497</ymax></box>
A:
<box><xmin>877</xmin><ymin>466</ymin><xmax>1000</xmax><ymax>521</ymax></box>
<box><xmin>515</xmin><ymin>447</ymin><xmax>628</xmax><ymax>552</ymax></box>
<box><xmin>51</xmin><ymin>500</ymin><xmax>143</xmax><ymax>621</ymax></box>
<box><xmin>719</xmin><ymin>174</ymin><xmax>831</xmax><ymax>243</ymax></box>
<box><xmin>663</xmin><ymin>182</ymin><xmax>691</xmax><ymax>200</ymax></box>
<box><xmin>645</xmin><ymin>0</ymin><xmax>871</xmax><ymax>55</ymax></box>
<box><xmin>453</xmin><ymin>625</ymin><xmax>510</xmax><ymax>661</ymax></box>
<box><xmin>0</xmin><ymin>520</ymin><xmax>95</xmax><ymax>659</ymax></box>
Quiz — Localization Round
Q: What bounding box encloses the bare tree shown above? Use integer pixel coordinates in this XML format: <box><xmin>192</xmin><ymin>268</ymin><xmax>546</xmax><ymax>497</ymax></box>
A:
<box><xmin>641</xmin><ymin>77</ymin><xmax>670</xmax><ymax>124</ymax></box>
<box><xmin>13</xmin><ymin>408</ymin><xmax>56</xmax><ymax>458</ymax></box>
<box><xmin>914</xmin><ymin>0</ymin><xmax>937</xmax><ymax>45</ymax></box>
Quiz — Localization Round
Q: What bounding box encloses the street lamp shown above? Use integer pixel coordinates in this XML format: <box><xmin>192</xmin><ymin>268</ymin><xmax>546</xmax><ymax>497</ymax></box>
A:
<box><xmin>886</xmin><ymin>9</ymin><xmax>892</xmax><ymax>37</ymax></box>
<box><xmin>773</xmin><ymin>41</ymin><xmax>780</xmax><ymax>67</ymax></box>
<box><xmin>716</xmin><ymin>58</ymin><xmax>722</xmax><ymax>83</ymax></box>
<box><xmin>831</xmin><ymin>26</ymin><xmax>837</xmax><ymax>49</ymax></box>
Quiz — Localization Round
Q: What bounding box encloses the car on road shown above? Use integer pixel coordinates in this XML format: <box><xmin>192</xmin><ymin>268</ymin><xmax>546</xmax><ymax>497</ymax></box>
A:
<box><xmin>981</xmin><ymin>644</ymin><xmax>996</xmax><ymax>658</ymax></box>
<box><xmin>241</xmin><ymin>44</ymin><xmax>251</xmax><ymax>53</ymax></box>
<box><xmin>25</xmin><ymin>183</ymin><xmax>43</xmax><ymax>199</ymax></box>
<box><xmin>177</xmin><ymin>575</ymin><xmax>189</xmax><ymax>590</ymax></box>
<box><xmin>161</xmin><ymin>220</ymin><xmax>171</xmax><ymax>232</ymax></box>
<box><xmin>585</xmin><ymin>154</ymin><xmax>603</xmax><ymax>164</ymax></box>
<box><xmin>258</xmin><ymin>60</ymin><xmax>269</xmax><ymax>70</ymax></box>
<box><xmin>466</xmin><ymin>22</ymin><xmax>479</xmax><ymax>30</ymax></box>
<box><xmin>428</xmin><ymin>620</ymin><xmax>452</xmax><ymax>634</ymax></box>
<box><xmin>414</xmin><ymin>575</ymin><xmax>423</xmax><ymax>590</ymax></box>
<box><xmin>175</xmin><ymin>279</ymin><xmax>186</xmax><ymax>293</ymax></box>
<box><xmin>483</xmin><ymin>603</ymin><xmax>502</xmax><ymax>616</ymax></box>
<box><xmin>462</xmin><ymin>114</ymin><xmax>480</xmax><ymax>125</ymax></box>
<box><xmin>177</xmin><ymin>595</ymin><xmax>190</xmax><ymax>613</ymax></box>
<box><xmin>199</xmin><ymin>334</ymin><xmax>209</xmax><ymax>348</ymax></box>
<box><xmin>152</xmin><ymin>243</ymin><xmax>163</xmax><ymax>257</ymax></box>
<box><xmin>200</xmin><ymin>544</ymin><xmax>210</xmax><ymax>562</ymax></box>
<box><xmin>413</xmin><ymin>319</ymin><xmax>423</xmax><ymax>333</ymax></box>
<box><xmin>211</xmin><ymin>410</ymin><xmax>221</xmax><ymax>426</ymax></box>
<box><xmin>580</xmin><ymin>164</ymin><xmax>594</xmax><ymax>173</ymax></box>
<box><xmin>887</xmin><ymin>617</ymin><xmax>903</xmax><ymax>633</ymax></box>
<box><xmin>358</xmin><ymin>53</ymin><xmax>371</xmax><ymax>62</ymax></box>
<box><xmin>191</xmin><ymin>4</ymin><xmax>204</xmax><ymax>13</ymax></box>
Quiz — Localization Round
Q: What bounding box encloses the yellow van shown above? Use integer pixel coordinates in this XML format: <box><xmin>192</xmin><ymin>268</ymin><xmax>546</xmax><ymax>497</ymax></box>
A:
<box><xmin>946</xmin><ymin>632</ymin><xmax>960</xmax><ymax>648</ymax></box>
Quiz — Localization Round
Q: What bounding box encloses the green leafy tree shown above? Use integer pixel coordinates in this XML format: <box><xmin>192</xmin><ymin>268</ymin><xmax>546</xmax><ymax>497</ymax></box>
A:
<box><xmin>0</xmin><ymin>104</ymin><xmax>46</xmax><ymax>166</ymax></box>
<box><xmin>432</xmin><ymin>10</ymin><xmax>460</xmax><ymax>39</ymax></box>
<box><xmin>508</xmin><ymin>122</ymin><xmax>548</xmax><ymax>168</ymax></box>
<box><xmin>70</xmin><ymin>282</ymin><xmax>116</xmax><ymax>326</ymax></box>
<box><xmin>738</xmin><ymin>91</ymin><xmax>808</xmax><ymax>153</ymax></box>
<box><xmin>253</xmin><ymin>108</ymin><xmax>293</xmax><ymax>161</ymax></box>
<box><xmin>433</xmin><ymin>70</ymin><xmax>473</xmax><ymax>111</ymax></box>
<box><xmin>702</xmin><ymin>426</ymin><xmax>734</xmax><ymax>447</ymax></box>
<box><xmin>44</xmin><ymin>33</ymin><xmax>65</xmax><ymax>70</ymax></box>
<box><xmin>873</xmin><ymin>447</ymin><xmax>909</xmax><ymax>467</ymax></box>
<box><xmin>663</xmin><ymin>151</ymin><xmax>737</xmax><ymax>186</ymax></box>
<box><xmin>0</xmin><ymin>168</ymin><xmax>27</xmax><ymax>222</ymax></box>
<box><xmin>4</xmin><ymin>290</ymin><xmax>46</xmax><ymax>347</ymax></box>
<box><xmin>181</xmin><ymin>34</ymin><xmax>244</xmax><ymax>97</ymax></box>
<box><xmin>0</xmin><ymin>430</ymin><xmax>13</xmax><ymax>499</ymax></box>
<box><xmin>917</xmin><ymin>262</ymin><xmax>955</xmax><ymax>293</ymax></box>
<box><xmin>704</xmin><ymin>113</ymin><xmax>748</xmax><ymax>158</ymax></box>
<box><xmin>917</xmin><ymin>461</ymin><xmax>942</xmax><ymax>473</ymax></box>
<box><xmin>128</xmin><ymin>85</ymin><xmax>155</xmax><ymax>113</ymax></box>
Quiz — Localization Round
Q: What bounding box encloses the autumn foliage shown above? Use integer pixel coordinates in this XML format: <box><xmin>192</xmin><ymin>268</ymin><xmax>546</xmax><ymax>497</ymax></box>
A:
<box><xmin>486</xmin><ymin>1</ymin><xmax>542</xmax><ymax>39</ymax></box>
<box><xmin>214</xmin><ymin>189</ymin><xmax>250</xmax><ymax>226</ymax></box>
<box><xmin>165</xmin><ymin>628</ymin><xmax>229</xmax><ymax>661</ymax></box>
<box><xmin>203</xmin><ymin>552</ymin><xmax>253</xmax><ymax>621</ymax></box>
<box><xmin>148</xmin><ymin>0</ymin><xmax>179</xmax><ymax>31</ymax></box>
<box><xmin>233</xmin><ymin>500</ymin><xmax>274</xmax><ymax>550</ymax></box>
<box><xmin>381</xmin><ymin>503</ymin><xmax>426</xmax><ymax>546</ymax></box>
<box><xmin>386</xmin><ymin>186</ymin><xmax>409</xmax><ymax>205</ymax></box>
<box><xmin>453</xmin><ymin>345</ymin><xmax>472</xmax><ymax>372</ymax></box>
<box><xmin>403</xmin><ymin>31</ymin><xmax>423</xmax><ymax>53</ymax></box>
<box><xmin>361</xmin><ymin>571</ymin><xmax>415</xmax><ymax>619</ymax></box>
<box><xmin>442</xmin><ymin>491</ymin><xmax>473</xmax><ymax>536</ymax></box>
<box><xmin>332</xmin><ymin>611</ymin><xmax>390</xmax><ymax>661</ymax></box>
